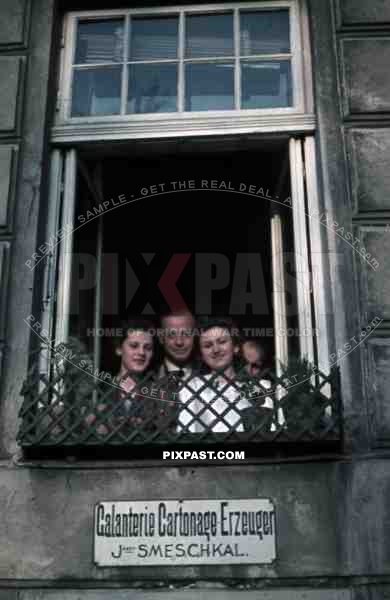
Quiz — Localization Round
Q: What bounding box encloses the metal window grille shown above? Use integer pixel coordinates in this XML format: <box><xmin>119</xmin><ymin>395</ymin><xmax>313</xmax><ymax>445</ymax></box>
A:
<box><xmin>18</xmin><ymin>342</ymin><xmax>342</xmax><ymax>457</ymax></box>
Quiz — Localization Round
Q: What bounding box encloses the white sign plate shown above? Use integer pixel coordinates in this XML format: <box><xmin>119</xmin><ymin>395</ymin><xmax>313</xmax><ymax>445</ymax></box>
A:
<box><xmin>94</xmin><ymin>498</ymin><xmax>276</xmax><ymax>566</ymax></box>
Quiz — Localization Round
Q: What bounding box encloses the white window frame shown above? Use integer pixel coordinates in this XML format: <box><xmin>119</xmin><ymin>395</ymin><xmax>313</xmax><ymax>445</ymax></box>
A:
<box><xmin>53</xmin><ymin>0</ymin><xmax>315</xmax><ymax>144</ymax></box>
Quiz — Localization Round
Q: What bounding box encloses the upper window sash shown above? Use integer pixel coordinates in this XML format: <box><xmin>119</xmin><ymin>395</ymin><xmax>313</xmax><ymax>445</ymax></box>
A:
<box><xmin>57</xmin><ymin>1</ymin><xmax>306</xmax><ymax>124</ymax></box>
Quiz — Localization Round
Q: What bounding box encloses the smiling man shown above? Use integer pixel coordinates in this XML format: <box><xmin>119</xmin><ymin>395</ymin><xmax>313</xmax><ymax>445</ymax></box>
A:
<box><xmin>157</xmin><ymin>310</ymin><xmax>196</xmax><ymax>381</ymax></box>
<box><xmin>154</xmin><ymin>310</ymin><xmax>197</xmax><ymax>433</ymax></box>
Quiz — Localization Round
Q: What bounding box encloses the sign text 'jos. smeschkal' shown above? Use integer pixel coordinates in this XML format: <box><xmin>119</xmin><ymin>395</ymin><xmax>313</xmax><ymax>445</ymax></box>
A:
<box><xmin>94</xmin><ymin>499</ymin><xmax>276</xmax><ymax>566</ymax></box>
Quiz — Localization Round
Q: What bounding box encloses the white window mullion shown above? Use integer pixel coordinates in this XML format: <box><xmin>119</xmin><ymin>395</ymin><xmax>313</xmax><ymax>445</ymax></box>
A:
<box><xmin>94</xmin><ymin>218</ymin><xmax>104</xmax><ymax>377</ymax></box>
<box><xmin>289</xmin><ymin>137</ymin><xmax>314</xmax><ymax>363</ymax></box>
<box><xmin>271</xmin><ymin>149</ymin><xmax>289</xmax><ymax>379</ymax></box>
<box><xmin>271</xmin><ymin>211</ymin><xmax>289</xmax><ymax>375</ymax></box>
<box><xmin>234</xmin><ymin>8</ymin><xmax>240</xmax><ymax>110</ymax></box>
<box><xmin>63</xmin><ymin>15</ymin><xmax>77</xmax><ymax>121</ymax></box>
<box><xmin>271</xmin><ymin>210</ymin><xmax>288</xmax><ymax>429</ymax></box>
<box><xmin>121</xmin><ymin>14</ymin><xmax>130</xmax><ymax>115</ymax></box>
<box><xmin>289</xmin><ymin>1</ymin><xmax>304</xmax><ymax>112</ymax></box>
<box><xmin>304</xmin><ymin>135</ymin><xmax>332</xmax><ymax>396</ymax></box>
<box><xmin>55</xmin><ymin>148</ymin><xmax>77</xmax><ymax>347</ymax></box>
<box><xmin>91</xmin><ymin>162</ymin><xmax>105</xmax><ymax>381</ymax></box>
<box><xmin>178</xmin><ymin>11</ymin><xmax>185</xmax><ymax>113</ymax></box>
<box><xmin>299</xmin><ymin>0</ymin><xmax>314</xmax><ymax>113</ymax></box>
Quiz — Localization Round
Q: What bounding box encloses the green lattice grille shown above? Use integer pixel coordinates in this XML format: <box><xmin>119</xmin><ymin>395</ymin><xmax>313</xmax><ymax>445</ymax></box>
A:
<box><xmin>18</xmin><ymin>347</ymin><xmax>341</xmax><ymax>448</ymax></box>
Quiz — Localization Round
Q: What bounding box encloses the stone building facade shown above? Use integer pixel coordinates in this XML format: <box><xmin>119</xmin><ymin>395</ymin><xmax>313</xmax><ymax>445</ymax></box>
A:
<box><xmin>0</xmin><ymin>1</ymin><xmax>390</xmax><ymax>599</ymax></box>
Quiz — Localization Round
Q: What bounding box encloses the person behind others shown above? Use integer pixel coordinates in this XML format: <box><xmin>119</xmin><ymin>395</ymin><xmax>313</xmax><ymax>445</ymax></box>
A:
<box><xmin>241</xmin><ymin>337</ymin><xmax>267</xmax><ymax>377</ymax></box>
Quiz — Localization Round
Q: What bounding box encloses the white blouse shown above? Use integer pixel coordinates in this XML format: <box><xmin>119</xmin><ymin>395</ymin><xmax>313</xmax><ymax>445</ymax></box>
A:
<box><xmin>177</xmin><ymin>374</ymin><xmax>274</xmax><ymax>433</ymax></box>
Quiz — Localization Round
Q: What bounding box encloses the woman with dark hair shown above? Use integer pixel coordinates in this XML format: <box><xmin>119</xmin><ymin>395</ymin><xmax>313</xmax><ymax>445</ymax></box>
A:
<box><xmin>113</xmin><ymin>318</ymin><xmax>156</xmax><ymax>395</ymax></box>
<box><xmin>177</xmin><ymin>317</ymin><xmax>273</xmax><ymax>433</ymax></box>
<box><xmin>86</xmin><ymin>318</ymin><xmax>157</xmax><ymax>434</ymax></box>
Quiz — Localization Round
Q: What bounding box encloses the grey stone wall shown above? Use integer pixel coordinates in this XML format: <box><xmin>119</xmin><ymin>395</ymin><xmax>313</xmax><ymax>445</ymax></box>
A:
<box><xmin>0</xmin><ymin>1</ymin><xmax>29</xmax><ymax>384</ymax></box>
<box><xmin>0</xmin><ymin>458</ymin><xmax>388</xmax><ymax>595</ymax></box>
<box><xmin>0</xmin><ymin>1</ymin><xmax>389</xmax><ymax>600</ymax></box>
<box><xmin>333</xmin><ymin>0</ymin><xmax>390</xmax><ymax>449</ymax></box>
<box><xmin>0</xmin><ymin>462</ymin><xmax>341</xmax><ymax>580</ymax></box>
<box><xmin>0</xmin><ymin>0</ymin><xmax>55</xmax><ymax>456</ymax></box>
<box><xmin>337</xmin><ymin>0</ymin><xmax>390</xmax><ymax>27</ymax></box>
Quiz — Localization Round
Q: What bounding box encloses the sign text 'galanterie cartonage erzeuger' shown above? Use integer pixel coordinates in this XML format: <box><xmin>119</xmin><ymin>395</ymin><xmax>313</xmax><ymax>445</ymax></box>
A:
<box><xmin>94</xmin><ymin>499</ymin><xmax>276</xmax><ymax>566</ymax></box>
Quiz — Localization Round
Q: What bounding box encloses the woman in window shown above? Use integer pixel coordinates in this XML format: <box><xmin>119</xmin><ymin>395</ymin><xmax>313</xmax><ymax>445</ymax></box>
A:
<box><xmin>177</xmin><ymin>317</ymin><xmax>274</xmax><ymax>433</ymax></box>
<box><xmin>86</xmin><ymin>318</ymin><xmax>159</xmax><ymax>434</ymax></box>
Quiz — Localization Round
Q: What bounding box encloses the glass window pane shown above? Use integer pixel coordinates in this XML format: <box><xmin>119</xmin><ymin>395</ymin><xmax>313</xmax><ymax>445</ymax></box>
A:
<box><xmin>185</xmin><ymin>63</ymin><xmax>234</xmax><ymax>111</ymax></box>
<box><xmin>71</xmin><ymin>66</ymin><xmax>122</xmax><ymax>116</ymax></box>
<box><xmin>240</xmin><ymin>10</ymin><xmax>290</xmax><ymax>55</ymax></box>
<box><xmin>241</xmin><ymin>60</ymin><xmax>292</xmax><ymax>109</ymax></box>
<box><xmin>130</xmin><ymin>17</ymin><xmax>178</xmax><ymax>60</ymax></box>
<box><xmin>186</xmin><ymin>13</ymin><xmax>233</xmax><ymax>58</ymax></box>
<box><xmin>127</xmin><ymin>63</ymin><xmax>177</xmax><ymax>113</ymax></box>
<box><xmin>75</xmin><ymin>19</ymin><xmax>124</xmax><ymax>64</ymax></box>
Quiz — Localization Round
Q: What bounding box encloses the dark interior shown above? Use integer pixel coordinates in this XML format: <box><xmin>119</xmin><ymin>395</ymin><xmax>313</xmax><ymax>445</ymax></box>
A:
<box><xmin>69</xmin><ymin>137</ymin><xmax>296</xmax><ymax>374</ymax></box>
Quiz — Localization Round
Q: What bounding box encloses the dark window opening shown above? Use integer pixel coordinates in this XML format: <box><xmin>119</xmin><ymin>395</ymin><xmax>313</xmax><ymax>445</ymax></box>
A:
<box><xmin>70</xmin><ymin>141</ymin><xmax>297</xmax><ymax>372</ymax></box>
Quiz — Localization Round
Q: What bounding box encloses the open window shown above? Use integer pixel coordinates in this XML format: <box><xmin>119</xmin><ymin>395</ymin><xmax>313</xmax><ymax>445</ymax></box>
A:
<box><xmin>17</xmin><ymin>0</ymin><xmax>340</xmax><ymax>459</ymax></box>
<box><xmin>18</xmin><ymin>135</ymin><xmax>340</xmax><ymax>458</ymax></box>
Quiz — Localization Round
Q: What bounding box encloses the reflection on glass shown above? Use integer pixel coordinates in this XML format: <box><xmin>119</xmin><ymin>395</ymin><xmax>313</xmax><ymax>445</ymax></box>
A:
<box><xmin>241</xmin><ymin>60</ymin><xmax>292</xmax><ymax>109</ymax></box>
<box><xmin>185</xmin><ymin>63</ymin><xmax>234</xmax><ymax>111</ymax></box>
<box><xmin>240</xmin><ymin>10</ymin><xmax>290</xmax><ymax>55</ymax></box>
<box><xmin>130</xmin><ymin>17</ymin><xmax>178</xmax><ymax>60</ymax></box>
<box><xmin>186</xmin><ymin>13</ymin><xmax>233</xmax><ymax>58</ymax></box>
<box><xmin>75</xmin><ymin>19</ymin><xmax>124</xmax><ymax>64</ymax></box>
<box><xmin>71</xmin><ymin>66</ymin><xmax>122</xmax><ymax>116</ymax></box>
<box><xmin>127</xmin><ymin>64</ymin><xmax>177</xmax><ymax>113</ymax></box>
